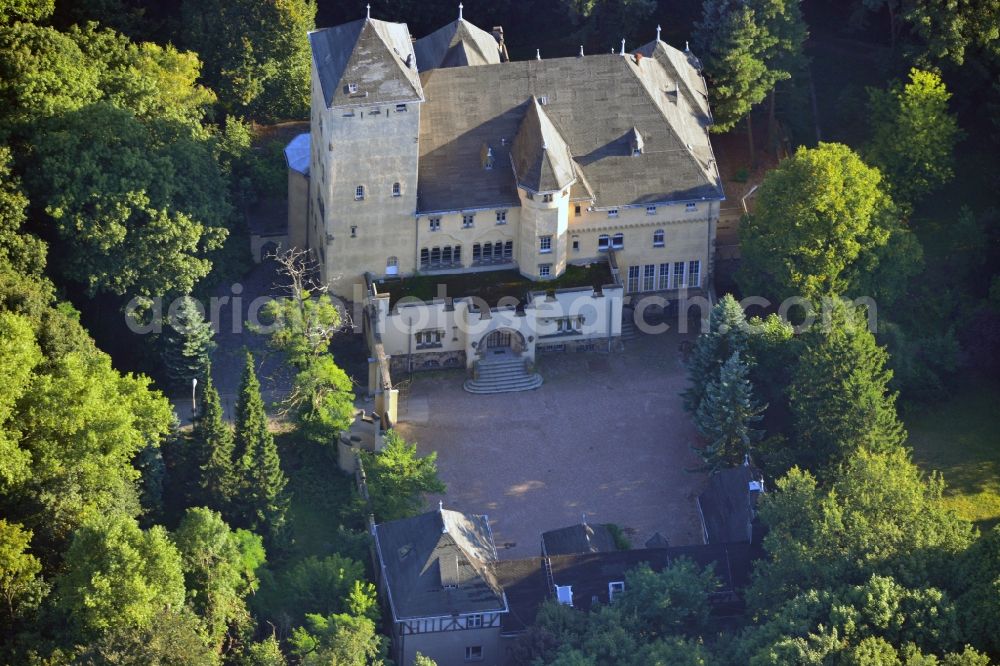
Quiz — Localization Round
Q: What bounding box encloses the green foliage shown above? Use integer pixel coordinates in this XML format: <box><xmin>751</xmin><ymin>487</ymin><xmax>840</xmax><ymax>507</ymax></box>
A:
<box><xmin>866</xmin><ymin>69</ymin><xmax>964</xmax><ymax>210</ymax></box>
<box><xmin>233</xmin><ymin>352</ymin><xmax>289</xmax><ymax>543</ymax></box>
<box><xmin>693</xmin><ymin>351</ymin><xmax>767</xmax><ymax>472</ymax></box>
<box><xmin>749</xmin><ymin>448</ymin><xmax>976</xmax><ymax>613</ymax></box>
<box><xmin>953</xmin><ymin>527</ymin><xmax>1000</xmax><ymax>655</ymax></box>
<box><xmin>606</xmin><ymin>523</ymin><xmax>631</xmax><ymax>550</ymax></box>
<box><xmin>26</xmin><ymin>103</ymin><xmax>229</xmax><ymax>297</ymax></box>
<box><xmin>683</xmin><ymin>294</ymin><xmax>751</xmax><ymax>415</ymax></box>
<box><xmin>179</xmin><ymin>0</ymin><xmax>316</xmax><ymax>120</ymax></box>
<box><xmin>0</xmin><ymin>519</ymin><xmax>46</xmax><ymax>623</ymax></box>
<box><xmin>173</xmin><ymin>507</ymin><xmax>265</xmax><ymax>651</ymax></box>
<box><xmin>414</xmin><ymin>653</ymin><xmax>438</xmax><ymax>666</ymax></box>
<box><xmin>55</xmin><ymin>513</ymin><xmax>186</xmax><ymax>638</ymax></box>
<box><xmin>738</xmin><ymin>143</ymin><xmax>903</xmax><ymax>303</ymax></box>
<box><xmin>360</xmin><ymin>430</ymin><xmax>446</xmax><ymax>522</ymax></box>
<box><xmin>68</xmin><ymin>22</ymin><xmax>216</xmax><ymax>132</ymax></box>
<box><xmin>0</xmin><ymin>147</ymin><xmax>45</xmax><ymax>276</ymax></box>
<box><xmin>242</xmin><ymin>636</ymin><xmax>288</xmax><ymax>666</ymax></box>
<box><xmin>694</xmin><ymin>1</ymin><xmax>789</xmax><ymax>131</ymax></box>
<box><xmin>288</xmin><ymin>612</ymin><xmax>387</xmax><ymax>666</ymax></box>
<box><xmin>0</xmin><ymin>0</ymin><xmax>53</xmax><ymax>23</ymax></box>
<box><xmin>76</xmin><ymin>606</ymin><xmax>218</xmax><ymax>665</ymax></box>
<box><xmin>903</xmin><ymin>0</ymin><xmax>1000</xmax><ymax>66</ymax></box>
<box><xmin>192</xmin><ymin>372</ymin><xmax>238</xmax><ymax>516</ymax></box>
<box><xmin>0</xmin><ymin>22</ymin><xmax>100</xmax><ymax>133</ymax></box>
<box><xmin>261</xmin><ymin>288</ymin><xmax>342</xmax><ymax>368</ymax></box>
<box><xmin>161</xmin><ymin>295</ymin><xmax>216</xmax><ymax>390</ymax></box>
<box><xmin>617</xmin><ymin>558</ymin><xmax>718</xmax><ymax>638</ymax></box>
<box><xmin>292</xmin><ymin>356</ymin><xmax>356</xmax><ymax>444</ymax></box>
<box><xmin>255</xmin><ymin>554</ymin><xmax>371</xmax><ymax>629</ymax></box>
<box><xmin>787</xmin><ymin>299</ymin><xmax>906</xmax><ymax>472</ymax></box>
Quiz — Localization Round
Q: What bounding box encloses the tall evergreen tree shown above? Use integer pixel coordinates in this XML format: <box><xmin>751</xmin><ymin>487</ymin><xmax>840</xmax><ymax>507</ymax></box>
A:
<box><xmin>192</xmin><ymin>369</ymin><xmax>237</xmax><ymax>516</ymax></box>
<box><xmin>788</xmin><ymin>299</ymin><xmax>906</xmax><ymax>473</ymax></box>
<box><xmin>233</xmin><ymin>351</ymin><xmax>288</xmax><ymax>542</ymax></box>
<box><xmin>683</xmin><ymin>294</ymin><xmax>751</xmax><ymax>415</ymax></box>
<box><xmin>161</xmin><ymin>295</ymin><xmax>215</xmax><ymax>390</ymax></box>
<box><xmin>693</xmin><ymin>351</ymin><xmax>767</xmax><ymax>472</ymax></box>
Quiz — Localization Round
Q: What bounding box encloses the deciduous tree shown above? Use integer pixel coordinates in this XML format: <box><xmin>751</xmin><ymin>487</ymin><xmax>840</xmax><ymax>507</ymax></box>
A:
<box><xmin>288</xmin><ymin>612</ymin><xmax>388</xmax><ymax>666</ymax></box>
<box><xmin>360</xmin><ymin>430</ymin><xmax>446</xmax><ymax>522</ymax></box>
<box><xmin>0</xmin><ymin>519</ymin><xmax>46</xmax><ymax>623</ymax></box>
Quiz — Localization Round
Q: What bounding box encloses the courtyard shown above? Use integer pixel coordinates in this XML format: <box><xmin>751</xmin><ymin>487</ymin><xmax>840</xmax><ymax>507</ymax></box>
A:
<box><xmin>394</xmin><ymin>330</ymin><xmax>707</xmax><ymax>559</ymax></box>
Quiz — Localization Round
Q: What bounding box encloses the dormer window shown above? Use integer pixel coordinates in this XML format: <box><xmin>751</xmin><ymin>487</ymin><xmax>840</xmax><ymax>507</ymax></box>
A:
<box><xmin>686</xmin><ymin>202</ymin><xmax>697</xmax><ymax>212</ymax></box>
<box><xmin>646</xmin><ymin>205</ymin><xmax>657</xmax><ymax>215</ymax></box>
<box><xmin>481</xmin><ymin>144</ymin><xmax>495</xmax><ymax>170</ymax></box>
<box><xmin>607</xmin><ymin>208</ymin><xmax>619</xmax><ymax>218</ymax></box>
<box><xmin>347</xmin><ymin>82</ymin><xmax>358</xmax><ymax>94</ymax></box>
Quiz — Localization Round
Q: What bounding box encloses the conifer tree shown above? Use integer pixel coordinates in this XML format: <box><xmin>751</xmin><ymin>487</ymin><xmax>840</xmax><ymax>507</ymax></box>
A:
<box><xmin>192</xmin><ymin>369</ymin><xmax>237</xmax><ymax>516</ymax></box>
<box><xmin>233</xmin><ymin>351</ymin><xmax>288</xmax><ymax>542</ymax></box>
<box><xmin>683</xmin><ymin>294</ymin><xmax>751</xmax><ymax>415</ymax></box>
<box><xmin>161</xmin><ymin>295</ymin><xmax>215</xmax><ymax>390</ymax></box>
<box><xmin>789</xmin><ymin>299</ymin><xmax>906</xmax><ymax>472</ymax></box>
<box><xmin>693</xmin><ymin>351</ymin><xmax>766</xmax><ymax>472</ymax></box>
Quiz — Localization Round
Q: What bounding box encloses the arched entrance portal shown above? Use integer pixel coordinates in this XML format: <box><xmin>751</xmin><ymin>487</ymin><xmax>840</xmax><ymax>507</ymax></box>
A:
<box><xmin>479</xmin><ymin>328</ymin><xmax>526</xmax><ymax>357</ymax></box>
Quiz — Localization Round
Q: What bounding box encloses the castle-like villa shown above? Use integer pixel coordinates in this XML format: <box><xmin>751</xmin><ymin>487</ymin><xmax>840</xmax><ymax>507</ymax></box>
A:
<box><xmin>286</xmin><ymin>7</ymin><xmax>723</xmax><ymax>390</ymax></box>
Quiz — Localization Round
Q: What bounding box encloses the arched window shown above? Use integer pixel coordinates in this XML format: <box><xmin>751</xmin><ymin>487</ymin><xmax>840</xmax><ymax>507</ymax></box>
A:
<box><xmin>420</xmin><ymin>248</ymin><xmax>429</xmax><ymax>268</ymax></box>
<box><xmin>453</xmin><ymin>245</ymin><xmax>462</xmax><ymax>264</ymax></box>
<box><xmin>473</xmin><ymin>243</ymin><xmax>482</xmax><ymax>262</ymax></box>
<box><xmin>503</xmin><ymin>241</ymin><xmax>513</xmax><ymax>259</ymax></box>
<box><xmin>493</xmin><ymin>242</ymin><xmax>503</xmax><ymax>259</ymax></box>
<box><xmin>482</xmin><ymin>242</ymin><xmax>493</xmax><ymax>261</ymax></box>
<box><xmin>612</xmin><ymin>233</ymin><xmax>624</xmax><ymax>249</ymax></box>
<box><xmin>442</xmin><ymin>246</ymin><xmax>452</xmax><ymax>264</ymax></box>
<box><xmin>430</xmin><ymin>247</ymin><xmax>441</xmax><ymax>264</ymax></box>
<box><xmin>653</xmin><ymin>229</ymin><xmax>665</xmax><ymax>247</ymax></box>
<box><xmin>598</xmin><ymin>234</ymin><xmax>610</xmax><ymax>251</ymax></box>
<box><xmin>386</xmin><ymin>256</ymin><xmax>398</xmax><ymax>275</ymax></box>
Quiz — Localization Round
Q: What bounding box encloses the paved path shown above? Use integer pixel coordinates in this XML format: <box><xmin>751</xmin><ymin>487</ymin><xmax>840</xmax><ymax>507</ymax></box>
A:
<box><xmin>395</xmin><ymin>332</ymin><xmax>707</xmax><ymax>559</ymax></box>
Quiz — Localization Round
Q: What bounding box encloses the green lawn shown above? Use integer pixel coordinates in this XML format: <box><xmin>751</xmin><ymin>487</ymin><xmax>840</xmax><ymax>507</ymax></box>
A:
<box><xmin>907</xmin><ymin>376</ymin><xmax>1000</xmax><ymax>530</ymax></box>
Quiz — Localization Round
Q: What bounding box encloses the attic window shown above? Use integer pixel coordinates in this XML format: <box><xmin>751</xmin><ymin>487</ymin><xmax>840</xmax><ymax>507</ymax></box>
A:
<box><xmin>396</xmin><ymin>104</ymin><xmax>408</xmax><ymax>112</ymax></box>
<box><xmin>346</xmin><ymin>82</ymin><xmax>358</xmax><ymax>94</ymax></box>
<box><xmin>397</xmin><ymin>544</ymin><xmax>413</xmax><ymax>560</ymax></box>
<box><xmin>538</xmin><ymin>95</ymin><xmax>549</xmax><ymax>105</ymax></box>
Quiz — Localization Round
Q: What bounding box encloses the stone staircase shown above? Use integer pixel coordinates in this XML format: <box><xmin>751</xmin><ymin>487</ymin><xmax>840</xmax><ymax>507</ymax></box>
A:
<box><xmin>620</xmin><ymin>308</ymin><xmax>640</xmax><ymax>342</ymax></box>
<box><xmin>464</xmin><ymin>354</ymin><xmax>543</xmax><ymax>394</ymax></box>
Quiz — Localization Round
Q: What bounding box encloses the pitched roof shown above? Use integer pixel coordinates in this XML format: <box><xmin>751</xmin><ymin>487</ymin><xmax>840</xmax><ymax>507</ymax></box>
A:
<box><xmin>373</xmin><ymin>508</ymin><xmax>507</xmax><ymax>619</ymax></box>
<box><xmin>493</xmin><ymin>557</ymin><xmax>547</xmax><ymax>634</ymax></box>
<box><xmin>541</xmin><ymin>522</ymin><xmax>617</xmax><ymax>557</ymax></box>
<box><xmin>413</xmin><ymin>19</ymin><xmax>502</xmax><ymax>71</ymax></box>
<box><xmin>309</xmin><ymin>18</ymin><xmax>423</xmax><ymax>108</ymax></box>
<box><xmin>511</xmin><ymin>97</ymin><xmax>577</xmax><ymax>193</ymax></box>
<box><xmin>697</xmin><ymin>465</ymin><xmax>762</xmax><ymax>544</ymax></box>
<box><xmin>283</xmin><ymin>133</ymin><xmax>310</xmax><ymax>175</ymax></box>
<box><xmin>416</xmin><ymin>49</ymin><xmax>722</xmax><ymax>213</ymax></box>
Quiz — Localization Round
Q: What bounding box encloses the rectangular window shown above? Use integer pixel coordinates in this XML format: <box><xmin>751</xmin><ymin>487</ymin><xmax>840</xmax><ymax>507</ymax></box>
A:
<box><xmin>539</xmin><ymin>263</ymin><xmax>552</xmax><ymax>277</ymax></box>
<box><xmin>643</xmin><ymin>264</ymin><xmax>655</xmax><ymax>291</ymax></box>
<box><xmin>574</xmin><ymin>204</ymin><xmax>581</xmax><ymax>217</ymax></box>
<box><xmin>429</xmin><ymin>217</ymin><xmax>441</xmax><ymax>232</ymax></box>
<box><xmin>496</xmin><ymin>210</ymin><xmax>507</xmax><ymax>225</ymax></box>
<box><xmin>526</xmin><ymin>192</ymin><xmax>534</xmax><ymax>200</ymax></box>
<box><xmin>608</xmin><ymin>208</ymin><xmax>619</xmax><ymax>218</ymax></box>
<box><xmin>688</xmin><ymin>260</ymin><xmax>701</xmax><ymax>287</ymax></box>
<box><xmin>369</xmin><ymin>107</ymin><xmax>381</xmax><ymax>115</ymax></box>
<box><xmin>598</xmin><ymin>235</ymin><xmax>610</xmax><ymax>251</ymax></box>
<box><xmin>463</xmin><ymin>214</ymin><xmax>475</xmax><ymax>228</ymax></box>
<box><xmin>611</xmin><ymin>233</ymin><xmax>624</xmax><ymax>249</ymax></box>
<box><xmin>673</xmin><ymin>261</ymin><xmax>686</xmax><ymax>288</ymax></box>
<box><xmin>395</xmin><ymin>103</ymin><xmax>407</xmax><ymax>112</ymax></box>
<box><xmin>627</xmin><ymin>266</ymin><xmax>640</xmax><ymax>293</ymax></box>
<box><xmin>347</xmin><ymin>82</ymin><xmax>358</xmax><ymax>93</ymax></box>
<box><xmin>355</xmin><ymin>185</ymin><xmax>365</xmax><ymax>200</ymax></box>
<box><xmin>543</xmin><ymin>193</ymin><xmax>554</xmax><ymax>203</ymax></box>
<box><xmin>653</xmin><ymin>229</ymin><xmax>665</xmax><ymax>247</ymax></box>
<box><xmin>350</xmin><ymin>225</ymin><xmax>357</xmax><ymax>238</ymax></box>
<box><xmin>392</xmin><ymin>182</ymin><xmax>401</xmax><ymax>197</ymax></box>
<box><xmin>572</xmin><ymin>237</ymin><xmax>580</xmax><ymax>252</ymax></box>
<box><xmin>465</xmin><ymin>646</ymin><xmax>483</xmax><ymax>662</ymax></box>
<box><xmin>539</xmin><ymin>235</ymin><xmax>552</xmax><ymax>253</ymax></box>
<box><xmin>646</xmin><ymin>205</ymin><xmax>657</xmax><ymax>215</ymax></box>
<box><xmin>686</xmin><ymin>202</ymin><xmax>697</xmax><ymax>212</ymax></box>
<box><xmin>609</xmin><ymin>581</ymin><xmax>625</xmax><ymax>601</ymax></box>
<box><xmin>415</xmin><ymin>330</ymin><xmax>443</xmax><ymax>348</ymax></box>
<box><xmin>466</xmin><ymin>614</ymin><xmax>483</xmax><ymax>628</ymax></box>
<box><xmin>658</xmin><ymin>262</ymin><xmax>670</xmax><ymax>290</ymax></box>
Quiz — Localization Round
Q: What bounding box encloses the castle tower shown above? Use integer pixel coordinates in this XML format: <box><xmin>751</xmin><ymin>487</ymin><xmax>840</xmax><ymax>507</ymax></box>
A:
<box><xmin>306</xmin><ymin>15</ymin><xmax>424</xmax><ymax>296</ymax></box>
<box><xmin>510</xmin><ymin>97</ymin><xmax>575</xmax><ymax>280</ymax></box>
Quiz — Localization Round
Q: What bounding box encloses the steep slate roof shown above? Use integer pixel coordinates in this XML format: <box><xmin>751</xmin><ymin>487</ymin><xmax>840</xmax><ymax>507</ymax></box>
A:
<box><xmin>309</xmin><ymin>18</ymin><xmax>423</xmax><ymax>108</ymax></box>
<box><xmin>416</xmin><ymin>44</ymin><xmax>722</xmax><ymax>213</ymax></box>
<box><xmin>373</xmin><ymin>508</ymin><xmax>507</xmax><ymax>619</ymax></box>
<box><xmin>494</xmin><ymin>557</ymin><xmax>547</xmax><ymax>634</ymax></box>
<box><xmin>541</xmin><ymin>522</ymin><xmax>617</xmax><ymax>557</ymax></box>
<box><xmin>413</xmin><ymin>18</ymin><xmax>502</xmax><ymax>71</ymax></box>
<box><xmin>697</xmin><ymin>465</ymin><xmax>761</xmax><ymax>544</ymax></box>
<box><xmin>511</xmin><ymin>97</ymin><xmax>577</xmax><ymax>193</ymax></box>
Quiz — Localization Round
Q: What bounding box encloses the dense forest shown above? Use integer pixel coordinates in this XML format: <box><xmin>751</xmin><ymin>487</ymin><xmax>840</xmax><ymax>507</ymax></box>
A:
<box><xmin>0</xmin><ymin>0</ymin><xmax>998</xmax><ymax>664</ymax></box>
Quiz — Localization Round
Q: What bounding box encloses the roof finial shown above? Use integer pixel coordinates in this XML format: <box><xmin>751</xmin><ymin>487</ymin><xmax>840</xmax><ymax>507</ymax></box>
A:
<box><xmin>536</xmin><ymin>48</ymin><xmax>541</xmax><ymax>60</ymax></box>
<box><xmin>579</xmin><ymin>44</ymin><xmax>584</xmax><ymax>57</ymax></box>
<box><xmin>620</xmin><ymin>38</ymin><xmax>626</xmax><ymax>55</ymax></box>
<box><xmin>458</xmin><ymin>2</ymin><xmax>463</xmax><ymax>20</ymax></box>
<box><xmin>366</xmin><ymin>3</ymin><xmax>370</xmax><ymax>19</ymax></box>
<box><xmin>438</xmin><ymin>500</ymin><xmax>443</xmax><ymax>511</ymax></box>
<box><xmin>656</xmin><ymin>24</ymin><xmax>662</xmax><ymax>42</ymax></box>
<box><xmin>685</xmin><ymin>40</ymin><xmax>690</xmax><ymax>52</ymax></box>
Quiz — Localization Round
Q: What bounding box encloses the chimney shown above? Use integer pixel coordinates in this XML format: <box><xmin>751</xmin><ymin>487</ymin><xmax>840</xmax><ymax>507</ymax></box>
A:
<box><xmin>536</xmin><ymin>48</ymin><xmax>541</xmax><ymax>60</ymax></box>
<box><xmin>634</xmin><ymin>52</ymin><xmax>643</xmax><ymax>64</ymax></box>
<box><xmin>439</xmin><ymin>501</ymin><xmax>448</xmax><ymax>533</ymax></box>
<box><xmin>578</xmin><ymin>45</ymin><xmax>584</xmax><ymax>57</ymax></box>
<box><xmin>620</xmin><ymin>38</ymin><xmax>626</xmax><ymax>55</ymax></box>
<box><xmin>492</xmin><ymin>26</ymin><xmax>509</xmax><ymax>62</ymax></box>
